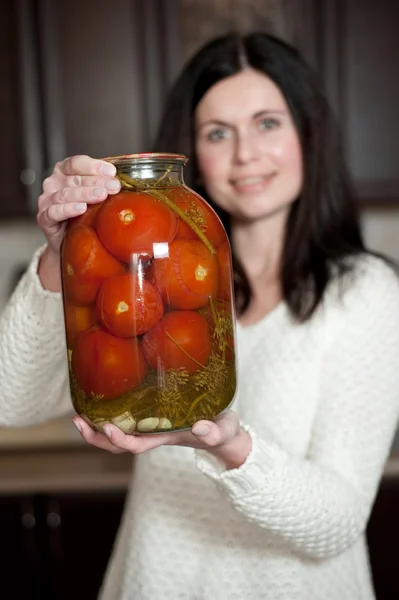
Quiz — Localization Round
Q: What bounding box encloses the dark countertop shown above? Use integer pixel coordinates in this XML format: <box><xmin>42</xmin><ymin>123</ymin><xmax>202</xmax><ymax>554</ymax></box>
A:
<box><xmin>0</xmin><ymin>415</ymin><xmax>397</xmax><ymax>494</ymax></box>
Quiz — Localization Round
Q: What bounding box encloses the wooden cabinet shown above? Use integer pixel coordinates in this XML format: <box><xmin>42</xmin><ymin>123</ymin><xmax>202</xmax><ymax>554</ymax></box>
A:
<box><xmin>0</xmin><ymin>495</ymin><xmax>42</xmax><ymax>598</ymax></box>
<box><xmin>0</xmin><ymin>0</ymin><xmax>29</xmax><ymax>219</ymax></box>
<box><xmin>367</xmin><ymin>478</ymin><xmax>399</xmax><ymax>600</ymax></box>
<box><xmin>46</xmin><ymin>492</ymin><xmax>126</xmax><ymax>600</ymax></box>
<box><xmin>0</xmin><ymin>439</ymin><xmax>397</xmax><ymax>600</ymax></box>
<box><xmin>309</xmin><ymin>0</ymin><xmax>399</xmax><ymax>204</ymax></box>
<box><xmin>1</xmin><ymin>481</ymin><xmax>398</xmax><ymax>600</ymax></box>
<box><xmin>0</xmin><ymin>491</ymin><xmax>126</xmax><ymax>600</ymax></box>
<box><xmin>0</xmin><ymin>0</ymin><xmax>181</xmax><ymax>219</ymax></box>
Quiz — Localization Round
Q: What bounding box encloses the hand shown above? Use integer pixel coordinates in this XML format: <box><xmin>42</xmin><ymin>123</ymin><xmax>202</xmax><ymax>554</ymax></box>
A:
<box><xmin>37</xmin><ymin>155</ymin><xmax>121</xmax><ymax>255</ymax></box>
<box><xmin>72</xmin><ymin>411</ymin><xmax>252</xmax><ymax>469</ymax></box>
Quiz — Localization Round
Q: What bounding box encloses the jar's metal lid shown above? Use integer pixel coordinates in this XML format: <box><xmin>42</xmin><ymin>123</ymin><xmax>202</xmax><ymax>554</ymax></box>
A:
<box><xmin>103</xmin><ymin>152</ymin><xmax>189</xmax><ymax>166</ymax></box>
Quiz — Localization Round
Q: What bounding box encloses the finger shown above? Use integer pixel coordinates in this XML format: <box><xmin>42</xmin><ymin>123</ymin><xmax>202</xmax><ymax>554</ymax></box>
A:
<box><xmin>38</xmin><ymin>201</ymin><xmax>87</xmax><ymax>231</ymax></box>
<box><xmin>42</xmin><ymin>176</ymin><xmax>61</xmax><ymax>195</ymax></box>
<box><xmin>58</xmin><ymin>155</ymin><xmax>116</xmax><ymax>177</ymax></box>
<box><xmin>103</xmin><ymin>418</ymin><xmax>240</xmax><ymax>452</ymax></box>
<box><xmin>52</xmin><ymin>185</ymin><xmax>109</xmax><ymax>205</ymax></box>
<box><xmin>72</xmin><ymin>417</ymin><xmax>126</xmax><ymax>454</ymax></box>
<box><xmin>42</xmin><ymin>173</ymin><xmax>120</xmax><ymax>197</ymax></box>
<box><xmin>64</xmin><ymin>175</ymin><xmax>121</xmax><ymax>194</ymax></box>
<box><xmin>38</xmin><ymin>184</ymin><xmax>109</xmax><ymax>215</ymax></box>
<box><xmin>102</xmin><ymin>424</ymin><xmax>177</xmax><ymax>454</ymax></box>
<box><xmin>192</xmin><ymin>411</ymin><xmax>239</xmax><ymax>447</ymax></box>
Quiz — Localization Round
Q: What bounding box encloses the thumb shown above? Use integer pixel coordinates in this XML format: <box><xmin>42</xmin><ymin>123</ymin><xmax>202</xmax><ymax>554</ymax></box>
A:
<box><xmin>191</xmin><ymin>411</ymin><xmax>239</xmax><ymax>447</ymax></box>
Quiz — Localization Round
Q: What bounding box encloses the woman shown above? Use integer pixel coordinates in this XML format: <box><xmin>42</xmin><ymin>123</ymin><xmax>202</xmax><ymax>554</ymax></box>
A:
<box><xmin>1</xmin><ymin>33</ymin><xmax>399</xmax><ymax>599</ymax></box>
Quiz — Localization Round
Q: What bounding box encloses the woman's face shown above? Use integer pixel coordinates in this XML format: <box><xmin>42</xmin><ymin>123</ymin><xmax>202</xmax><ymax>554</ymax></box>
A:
<box><xmin>195</xmin><ymin>68</ymin><xmax>303</xmax><ymax>222</ymax></box>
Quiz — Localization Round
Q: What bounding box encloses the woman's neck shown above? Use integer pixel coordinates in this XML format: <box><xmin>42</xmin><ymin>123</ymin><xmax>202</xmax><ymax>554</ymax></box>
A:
<box><xmin>231</xmin><ymin>212</ymin><xmax>286</xmax><ymax>325</ymax></box>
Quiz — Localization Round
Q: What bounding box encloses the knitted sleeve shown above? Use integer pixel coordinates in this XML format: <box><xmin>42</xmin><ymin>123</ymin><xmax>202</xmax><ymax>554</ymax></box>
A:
<box><xmin>196</xmin><ymin>259</ymin><xmax>399</xmax><ymax>559</ymax></box>
<box><xmin>0</xmin><ymin>245</ymin><xmax>72</xmax><ymax>427</ymax></box>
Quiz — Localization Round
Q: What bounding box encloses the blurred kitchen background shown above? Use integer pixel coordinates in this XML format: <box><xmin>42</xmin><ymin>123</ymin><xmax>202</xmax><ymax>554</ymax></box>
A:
<box><xmin>0</xmin><ymin>1</ymin><xmax>399</xmax><ymax>598</ymax></box>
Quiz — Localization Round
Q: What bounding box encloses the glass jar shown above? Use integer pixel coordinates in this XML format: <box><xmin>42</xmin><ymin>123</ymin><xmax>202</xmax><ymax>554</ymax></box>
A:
<box><xmin>61</xmin><ymin>153</ymin><xmax>236</xmax><ymax>434</ymax></box>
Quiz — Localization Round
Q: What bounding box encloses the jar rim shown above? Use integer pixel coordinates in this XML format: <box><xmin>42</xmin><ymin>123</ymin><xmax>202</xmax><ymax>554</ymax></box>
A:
<box><xmin>103</xmin><ymin>152</ymin><xmax>189</xmax><ymax>166</ymax></box>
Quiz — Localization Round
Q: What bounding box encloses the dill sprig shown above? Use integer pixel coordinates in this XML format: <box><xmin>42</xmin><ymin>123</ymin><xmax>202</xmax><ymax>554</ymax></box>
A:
<box><xmin>184</xmin><ymin>200</ymin><xmax>207</xmax><ymax>231</ymax></box>
<box><xmin>192</xmin><ymin>355</ymin><xmax>231</xmax><ymax>394</ymax></box>
<box><xmin>208</xmin><ymin>297</ymin><xmax>234</xmax><ymax>356</ymax></box>
<box><xmin>157</xmin><ymin>368</ymin><xmax>190</xmax><ymax>408</ymax></box>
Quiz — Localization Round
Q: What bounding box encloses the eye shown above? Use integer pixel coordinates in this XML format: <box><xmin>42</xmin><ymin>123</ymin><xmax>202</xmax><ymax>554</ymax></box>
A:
<box><xmin>206</xmin><ymin>128</ymin><xmax>230</xmax><ymax>142</ymax></box>
<box><xmin>258</xmin><ymin>118</ymin><xmax>280</xmax><ymax>131</ymax></box>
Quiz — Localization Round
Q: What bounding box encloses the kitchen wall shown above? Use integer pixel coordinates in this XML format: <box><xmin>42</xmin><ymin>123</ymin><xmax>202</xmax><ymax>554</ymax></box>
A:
<box><xmin>0</xmin><ymin>219</ymin><xmax>44</xmax><ymax>313</ymax></box>
<box><xmin>361</xmin><ymin>207</ymin><xmax>399</xmax><ymax>263</ymax></box>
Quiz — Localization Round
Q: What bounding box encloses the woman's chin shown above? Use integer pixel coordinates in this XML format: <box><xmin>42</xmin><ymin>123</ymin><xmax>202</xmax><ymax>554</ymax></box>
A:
<box><xmin>231</xmin><ymin>200</ymin><xmax>293</xmax><ymax>224</ymax></box>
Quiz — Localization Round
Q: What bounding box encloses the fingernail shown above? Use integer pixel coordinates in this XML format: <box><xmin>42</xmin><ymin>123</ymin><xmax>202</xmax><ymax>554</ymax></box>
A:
<box><xmin>105</xmin><ymin>179</ymin><xmax>120</xmax><ymax>191</ymax></box>
<box><xmin>73</xmin><ymin>419</ymin><xmax>82</xmax><ymax>433</ymax></box>
<box><xmin>103</xmin><ymin>425</ymin><xmax>112</xmax><ymax>439</ymax></box>
<box><xmin>192</xmin><ymin>424</ymin><xmax>210</xmax><ymax>437</ymax></box>
<box><xmin>101</xmin><ymin>163</ymin><xmax>116</xmax><ymax>176</ymax></box>
<box><xmin>75</xmin><ymin>202</ymin><xmax>87</xmax><ymax>213</ymax></box>
<box><xmin>92</xmin><ymin>187</ymin><xmax>105</xmax><ymax>197</ymax></box>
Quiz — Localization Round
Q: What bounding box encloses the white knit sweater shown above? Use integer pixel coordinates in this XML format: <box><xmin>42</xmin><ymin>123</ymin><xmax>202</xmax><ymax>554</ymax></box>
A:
<box><xmin>1</xmin><ymin>247</ymin><xmax>399</xmax><ymax>600</ymax></box>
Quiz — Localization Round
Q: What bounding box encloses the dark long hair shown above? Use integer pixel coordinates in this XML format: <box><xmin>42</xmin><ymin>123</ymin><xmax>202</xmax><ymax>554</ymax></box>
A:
<box><xmin>154</xmin><ymin>32</ymin><xmax>368</xmax><ymax>321</ymax></box>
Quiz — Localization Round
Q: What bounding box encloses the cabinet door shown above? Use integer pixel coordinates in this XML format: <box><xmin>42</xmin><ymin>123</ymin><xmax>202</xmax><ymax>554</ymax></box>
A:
<box><xmin>36</xmin><ymin>0</ymin><xmax>182</xmax><ymax>165</ymax></box>
<box><xmin>0</xmin><ymin>495</ymin><xmax>42</xmax><ymax>598</ymax></box>
<box><xmin>44</xmin><ymin>491</ymin><xmax>126</xmax><ymax>600</ymax></box>
<box><xmin>318</xmin><ymin>0</ymin><xmax>399</xmax><ymax>203</ymax></box>
<box><xmin>0</xmin><ymin>1</ymin><xmax>182</xmax><ymax>219</ymax></box>
<box><xmin>0</xmin><ymin>0</ymin><xmax>29</xmax><ymax>218</ymax></box>
<box><xmin>367</xmin><ymin>479</ymin><xmax>399</xmax><ymax>600</ymax></box>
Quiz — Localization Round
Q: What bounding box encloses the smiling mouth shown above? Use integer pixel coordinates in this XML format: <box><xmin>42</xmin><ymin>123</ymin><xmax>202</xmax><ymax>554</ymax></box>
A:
<box><xmin>231</xmin><ymin>174</ymin><xmax>276</xmax><ymax>189</ymax></box>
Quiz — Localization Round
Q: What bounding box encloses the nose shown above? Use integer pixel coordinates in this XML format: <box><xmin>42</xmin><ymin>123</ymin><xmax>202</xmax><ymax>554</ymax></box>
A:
<box><xmin>233</xmin><ymin>132</ymin><xmax>260</xmax><ymax>165</ymax></box>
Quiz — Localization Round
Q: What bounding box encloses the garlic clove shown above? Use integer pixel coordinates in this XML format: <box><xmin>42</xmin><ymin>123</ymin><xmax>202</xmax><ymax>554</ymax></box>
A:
<box><xmin>137</xmin><ymin>417</ymin><xmax>160</xmax><ymax>432</ymax></box>
<box><xmin>111</xmin><ymin>411</ymin><xmax>136</xmax><ymax>434</ymax></box>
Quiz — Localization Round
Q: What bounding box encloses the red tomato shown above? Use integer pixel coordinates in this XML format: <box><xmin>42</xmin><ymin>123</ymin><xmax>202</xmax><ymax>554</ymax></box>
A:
<box><xmin>62</xmin><ymin>225</ymin><xmax>125</xmax><ymax>305</ymax></box>
<box><xmin>142</xmin><ymin>310</ymin><xmax>212</xmax><ymax>374</ymax></box>
<box><xmin>216</xmin><ymin>240</ymin><xmax>233</xmax><ymax>302</ymax></box>
<box><xmin>67</xmin><ymin>202</ymin><xmax>103</xmax><ymax>231</ymax></box>
<box><xmin>96</xmin><ymin>273</ymin><xmax>164</xmax><ymax>337</ymax></box>
<box><xmin>168</xmin><ymin>186</ymin><xmax>226</xmax><ymax>249</ymax></box>
<box><xmin>64</xmin><ymin>304</ymin><xmax>98</xmax><ymax>349</ymax></box>
<box><xmin>96</xmin><ymin>191</ymin><xmax>178</xmax><ymax>261</ymax></box>
<box><xmin>72</xmin><ymin>328</ymin><xmax>147</xmax><ymax>400</ymax></box>
<box><xmin>151</xmin><ymin>239</ymin><xmax>219</xmax><ymax>310</ymax></box>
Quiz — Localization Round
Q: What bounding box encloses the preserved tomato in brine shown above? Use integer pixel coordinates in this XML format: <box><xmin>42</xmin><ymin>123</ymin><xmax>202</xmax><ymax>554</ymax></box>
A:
<box><xmin>151</xmin><ymin>239</ymin><xmax>219</xmax><ymax>309</ymax></box>
<box><xmin>67</xmin><ymin>201</ymin><xmax>103</xmax><ymax>231</ymax></box>
<box><xmin>72</xmin><ymin>328</ymin><xmax>147</xmax><ymax>400</ymax></box>
<box><xmin>96</xmin><ymin>191</ymin><xmax>178</xmax><ymax>261</ymax></box>
<box><xmin>96</xmin><ymin>273</ymin><xmax>164</xmax><ymax>337</ymax></box>
<box><xmin>64</xmin><ymin>304</ymin><xmax>99</xmax><ymax>350</ymax></box>
<box><xmin>142</xmin><ymin>310</ymin><xmax>212</xmax><ymax>374</ymax></box>
<box><xmin>62</xmin><ymin>225</ymin><xmax>124</xmax><ymax>305</ymax></box>
<box><xmin>167</xmin><ymin>186</ymin><xmax>225</xmax><ymax>249</ymax></box>
<box><xmin>61</xmin><ymin>153</ymin><xmax>237</xmax><ymax>434</ymax></box>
